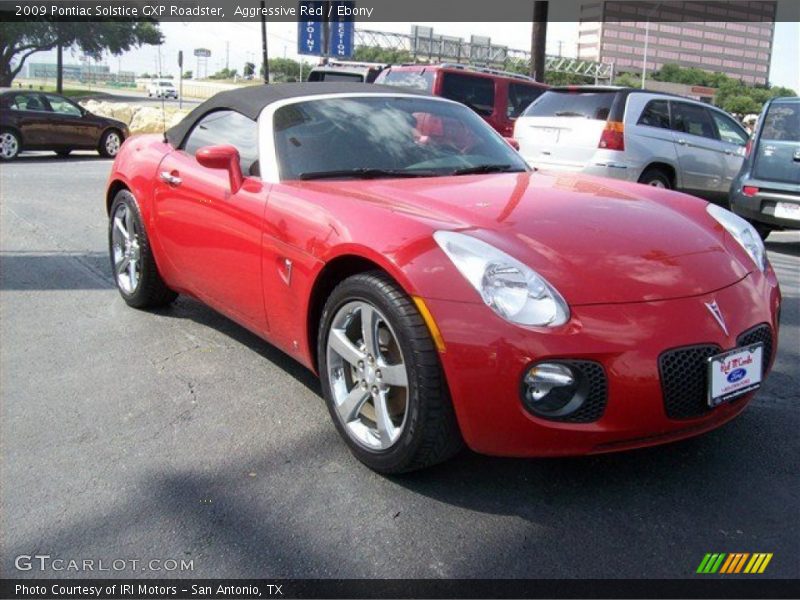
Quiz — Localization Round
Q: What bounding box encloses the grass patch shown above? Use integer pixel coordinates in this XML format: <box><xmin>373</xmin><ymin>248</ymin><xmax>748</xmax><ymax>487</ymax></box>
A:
<box><xmin>10</xmin><ymin>84</ymin><xmax>97</xmax><ymax>98</ymax></box>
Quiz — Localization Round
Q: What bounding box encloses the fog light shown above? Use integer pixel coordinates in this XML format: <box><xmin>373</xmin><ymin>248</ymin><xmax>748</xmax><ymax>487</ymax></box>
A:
<box><xmin>522</xmin><ymin>362</ymin><xmax>585</xmax><ymax>417</ymax></box>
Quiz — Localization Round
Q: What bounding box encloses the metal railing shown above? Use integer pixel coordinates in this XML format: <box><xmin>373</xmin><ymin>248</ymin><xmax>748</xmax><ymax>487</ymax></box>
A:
<box><xmin>354</xmin><ymin>29</ymin><xmax>615</xmax><ymax>81</ymax></box>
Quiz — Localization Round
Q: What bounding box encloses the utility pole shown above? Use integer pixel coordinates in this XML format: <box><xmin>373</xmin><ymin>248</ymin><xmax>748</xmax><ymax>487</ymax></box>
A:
<box><xmin>321</xmin><ymin>0</ymin><xmax>330</xmax><ymax>65</ymax></box>
<box><xmin>225</xmin><ymin>41</ymin><xmax>230</xmax><ymax>70</ymax></box>
<box><xmin>55</xmin><ymin>22</ymin><xmax>64</xmax><ymax>93</ymax></box>
<box><xmin>56</xmin><ymin>42</ymin><xmax>63</xmax><ymax>93</ymax></box>
<box><xmin>530</xmin><ymin>1</ymin><xmax>549</xmax><ymax>82</ymax></box>
<box><xmin>260</xmin><ymin>0</ymin><xmax>269</xmax><ymax>83</ymax></box>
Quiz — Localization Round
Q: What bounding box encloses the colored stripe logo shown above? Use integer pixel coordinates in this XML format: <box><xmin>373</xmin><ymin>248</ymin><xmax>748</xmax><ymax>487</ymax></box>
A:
<box><xmin>697</xmin><ymin>553</ymin><xmax>773</xmax><ymax>574</ymax></box>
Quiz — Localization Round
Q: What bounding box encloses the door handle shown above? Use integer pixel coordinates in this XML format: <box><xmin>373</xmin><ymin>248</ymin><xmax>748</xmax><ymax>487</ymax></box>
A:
<box><xmin>160</xmin><ymin>171</ymin><xmax>182</xmax><ymax>185</ymax></box>
<box><xmin>724</xmin><ymin>149</ymin><xmax>734</xmax><ymax>155</ymax></box>
<box><xmin>676</xmin><ymin>138</ymin><xmax>687</xmax><ymax>145</ymax></box>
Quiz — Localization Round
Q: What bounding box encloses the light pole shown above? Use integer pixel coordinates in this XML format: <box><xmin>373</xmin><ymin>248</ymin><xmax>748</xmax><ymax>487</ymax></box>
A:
<box><xmin>641</xmin><ymin>2</ymin><xmax>662</xmax><ymax>89</ymax></box>
<box><xmin>260</xmin><ymin>0</ymin><xmax>269</xmax><ymax>83</ymax></box>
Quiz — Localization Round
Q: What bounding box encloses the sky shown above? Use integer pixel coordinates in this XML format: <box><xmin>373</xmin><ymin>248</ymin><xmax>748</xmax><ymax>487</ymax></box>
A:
<box><xmin>25</xmin><ymin>19</ymin><xmax>800</xmax><ymax>90</ymax></box>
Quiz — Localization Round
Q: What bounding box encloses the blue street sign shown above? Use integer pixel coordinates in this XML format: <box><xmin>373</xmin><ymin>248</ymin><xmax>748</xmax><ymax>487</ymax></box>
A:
<box><xmin>328</xmin><ymin>1</ymin><xmax>355</xmax><ymax>58</ymax></box>
<box><xmin>297</xmin><ymin>1</ymin><xmax>324</xmax><ymax>56</ymax></box>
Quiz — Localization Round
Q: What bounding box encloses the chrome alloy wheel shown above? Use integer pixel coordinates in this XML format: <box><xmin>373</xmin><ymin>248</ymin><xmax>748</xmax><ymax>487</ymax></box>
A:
<box><xmin>111</xmin><ymin>203</ymin><xmax>142</xmax><ymax>294</ymax></box>
<box><xmin>0</xmin><ymin>132</ymin><xmax>19</xmax><ymax>159</ymax></box>
<box><xmin>105</xmin><ymin>132</ymin><xmax>121</xmax><ymax>156</ymax></box>
<box><xmin>326</xmin><ymin>301</ymin><xmax>409</xmax><ymax>451</ymax></box>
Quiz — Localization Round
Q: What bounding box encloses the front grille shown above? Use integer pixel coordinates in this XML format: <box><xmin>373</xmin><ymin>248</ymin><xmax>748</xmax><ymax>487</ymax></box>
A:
<box><xmin>736</xmin><ymin>323</ymin><xmax>774</xmax><ymax>374</ymax></box>
<box><xmin>659</xmin><ymin>345</ymin><xmax>720</xmax><ymax>420</ymax></box>
<box><xmin>557</xmin><ymin>360</ymin><xmax>608</xmax><ymax>423</ymax></box>
<box><xmin>659</xmin><ymin>324</ymin><xmax>774</xmax><ymax>421</ymax></box>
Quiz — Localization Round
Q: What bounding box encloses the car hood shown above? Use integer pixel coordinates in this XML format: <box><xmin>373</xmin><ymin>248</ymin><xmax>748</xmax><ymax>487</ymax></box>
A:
<box><xmin>304</xmin><ymin>171</ymin><xmax>751</xmax><ymax>305</ymax></box>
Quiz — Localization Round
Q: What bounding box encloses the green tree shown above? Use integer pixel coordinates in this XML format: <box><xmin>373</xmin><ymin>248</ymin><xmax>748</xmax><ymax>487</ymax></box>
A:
<box><xmin>209</xmin><ymin>67</ymin><xmax>238</xmax><ymax>80</ymax></box>
<box><xmin>182</xmin><ymin>70</ymin><xmax>193</xmax><ymax>79</ymax></box>
<box><xmin>613</xmin><ymin>72</ymin><xmax>640</xmax><ymax>88</ymax></box>
<box><xmin>544</xmin><ymin>71</ymin><xmax>594</xmax><ymax>85</ymax></box>
<box><xmin>0</xmin><ymin>22</ymin><xmax>162</xmax><ymax>87</ymax></box>
<box><xmin>264</xmin><ymin>58</ymin><xmax>302</xmax><ymax>82</ymax></box>
<box><xmin>642</xmin><ymin>63</ymin><xmax>796</xmax><ymax>114</ymax></box>
<box><xmin>722</xmin><ymin>95</ymin><xmax>761</xmax><ymax>115</ymax></box>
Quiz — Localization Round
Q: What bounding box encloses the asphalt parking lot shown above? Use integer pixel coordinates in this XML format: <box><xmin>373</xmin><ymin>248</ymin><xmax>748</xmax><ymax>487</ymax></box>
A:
<box><xmin>1</xmin><ymin>152</ymin><xmax>798</xmax><ymax>579</ymax></box>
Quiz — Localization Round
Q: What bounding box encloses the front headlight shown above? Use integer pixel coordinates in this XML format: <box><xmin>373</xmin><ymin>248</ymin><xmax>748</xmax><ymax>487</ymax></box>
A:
<box><xmin>706</xmin><ymin>204</ymin><xmax>766</xmax><ymax>272</ymax></box>
<box><xmin>433</xmin><ymin>231</ymin><xmax>569</xmax><ymax>327</ymax></box>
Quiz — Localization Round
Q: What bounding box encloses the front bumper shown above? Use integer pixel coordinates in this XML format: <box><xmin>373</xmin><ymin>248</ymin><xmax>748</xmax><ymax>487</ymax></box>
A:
<box><xmin>425</xmin><ymin>270</ymin><xmax>780</xmax><ymax>457</ymax></box>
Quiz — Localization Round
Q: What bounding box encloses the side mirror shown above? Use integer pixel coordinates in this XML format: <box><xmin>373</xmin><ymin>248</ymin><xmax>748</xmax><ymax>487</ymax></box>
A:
<box><xmin>196</xmin><ymin>144</ymin><xmax>243</xmax><ymax>193</ymax></box>
<box><xmin>504</xmin><ymin>137</ymin><xmax>520</xmax><ymax>151</ymax></box>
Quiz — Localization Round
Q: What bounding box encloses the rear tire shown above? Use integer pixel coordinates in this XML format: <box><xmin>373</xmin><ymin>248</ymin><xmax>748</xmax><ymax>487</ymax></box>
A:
<box><xmin>318</xmin><ymin>271</ymin><xmax>463</xmax><ymax>473</ymax></box>
<box><xmin>109</xmin><ymin>190</ymin><xmax>177</xmax><ymax>309</ymax></box>
<box><xmin>638</xmin><ymin>167</ymin><xmax>672</xmax><ymax>189</ymax></box>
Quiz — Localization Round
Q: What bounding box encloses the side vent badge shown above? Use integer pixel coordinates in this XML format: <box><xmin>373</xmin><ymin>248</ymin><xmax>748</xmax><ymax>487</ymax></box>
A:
<box><xmin>280</xmin><ymin>258</ymin><xmax>293</xmax><ymax>285</ymax></box>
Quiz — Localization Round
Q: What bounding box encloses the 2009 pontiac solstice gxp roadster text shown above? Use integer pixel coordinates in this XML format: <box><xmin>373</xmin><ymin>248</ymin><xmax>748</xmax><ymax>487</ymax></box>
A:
<box><xmin>106</xmin><ymin>83</ymin><xmax>780</xmax><ymax>473</ymax></box>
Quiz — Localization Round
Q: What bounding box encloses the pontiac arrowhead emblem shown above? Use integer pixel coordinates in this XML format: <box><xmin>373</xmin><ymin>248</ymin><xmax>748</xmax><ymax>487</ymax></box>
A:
<box><xmin>705</xmin><ymin>300</ymin><xmax>729</xmax><ymax>336</ymax></box>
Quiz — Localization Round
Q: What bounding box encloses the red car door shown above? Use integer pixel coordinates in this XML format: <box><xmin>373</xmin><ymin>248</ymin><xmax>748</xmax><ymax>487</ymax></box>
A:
<box><xmin>152</xmin><ymin>110</ymin><xmax>268</xmax><ymax>334</ymax></box>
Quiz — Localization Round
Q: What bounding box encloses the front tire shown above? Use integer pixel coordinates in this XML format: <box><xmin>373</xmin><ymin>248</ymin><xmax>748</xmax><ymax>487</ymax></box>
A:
<box><xmin>99</xmin><ymin>129</ymin><xmax>123</xmax><ymax>158</ymax></box>
<box><xmin>318</xmin><ymin>271</ymin><xmax>462</xmax><ymax>473</ymax></box>
<box><xmin>0</xmin><ymin>129</ymin><xmax>21</xmax><ymax>161</ymax></box>
<box><xmin>109</xmin><ymin>190</ymin><xmax>177</xmax><ymax>309</ymax></box>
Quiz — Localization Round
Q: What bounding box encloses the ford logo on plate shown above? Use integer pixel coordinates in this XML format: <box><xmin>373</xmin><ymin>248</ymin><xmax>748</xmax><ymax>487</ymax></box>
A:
<box><xmin>727</xmin><ymin>368</ymin><xmax>747</xmax><ymax>383</ymax></box>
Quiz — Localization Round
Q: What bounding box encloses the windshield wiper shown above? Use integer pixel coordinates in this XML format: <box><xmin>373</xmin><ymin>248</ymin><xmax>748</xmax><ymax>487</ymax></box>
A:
<box><xmin>298</xmin><ymin>168</ymin><xmax>436</xmax><ymax>180</ymax></box>
<box><xmin>450</xmin><ymin>164</ymin><xmax>523</xmax><ymax>176</ymax></box>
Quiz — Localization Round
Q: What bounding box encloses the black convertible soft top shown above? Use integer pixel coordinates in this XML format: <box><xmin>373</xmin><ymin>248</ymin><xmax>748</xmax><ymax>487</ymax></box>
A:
<box><xmin>165</xmin><ymin>82</ymin><xmax>430</xmax><ymax>147</ymax></box>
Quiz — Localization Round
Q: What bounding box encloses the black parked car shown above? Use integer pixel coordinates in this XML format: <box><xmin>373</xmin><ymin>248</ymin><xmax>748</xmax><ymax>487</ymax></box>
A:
<box><xmin>0</xmin><ymin>89</ymin><xmax>129</xmax><ymax>160</ymax></box>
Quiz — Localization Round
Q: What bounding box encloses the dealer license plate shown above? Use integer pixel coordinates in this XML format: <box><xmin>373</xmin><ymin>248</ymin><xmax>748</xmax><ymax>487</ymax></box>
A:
<box><xmin>774</xmin><ymin>202</ymin><xmax>800</xmax><ymax>221</ymax></box>
<box><xmin>707</xmin><ymin>343</ymin><xmax>763</xmax><ymax>407</ymax></box>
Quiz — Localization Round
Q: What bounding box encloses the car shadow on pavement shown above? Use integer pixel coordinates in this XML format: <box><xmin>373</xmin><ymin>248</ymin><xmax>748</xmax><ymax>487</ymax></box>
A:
<box><xmin>152</xmin><ymin>295</ymin><xmax>321</xmax><ymax>397</ymax></box>
<box><xmin>12</xmin><ymin>153</ymin><xmax>111</xmax><ymax>163</ymax></box>
<box><xmin>5</xmin><ymin>404</ymin><xmax>797</xmax><ymax>579</ymax></box>
<box><xmin>765</xmin><ymin>238</ymin><xmax>800</xmax><ymax>258</ymax></box>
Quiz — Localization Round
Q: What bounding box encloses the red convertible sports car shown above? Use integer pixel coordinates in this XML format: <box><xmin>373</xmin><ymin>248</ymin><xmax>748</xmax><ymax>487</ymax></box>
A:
<box><xmin>106</xmin><ymin>83</ymin><xmax>781</xmax><ymax>473</ymax></box>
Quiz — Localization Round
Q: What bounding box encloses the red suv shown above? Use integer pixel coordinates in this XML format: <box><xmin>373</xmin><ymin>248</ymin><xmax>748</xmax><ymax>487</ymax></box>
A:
<box><xmin>375</xmin><ymin>63</ymin><xmax>548</xmax><ymax>136</ymax></box>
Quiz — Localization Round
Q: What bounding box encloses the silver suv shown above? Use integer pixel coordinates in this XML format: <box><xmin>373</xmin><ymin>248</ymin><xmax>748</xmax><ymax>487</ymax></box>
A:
<box><xmin>514</xmin><ymin>86</ymin><xmax>749</xmax><ymax>204</ymax></box>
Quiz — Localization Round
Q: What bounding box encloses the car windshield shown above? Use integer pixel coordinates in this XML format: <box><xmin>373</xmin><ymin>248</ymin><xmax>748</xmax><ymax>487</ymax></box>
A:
<box><xmin>273</xmin><ymin>96</ymin><xmax>528</xmax><ymax>180</ymax></box>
